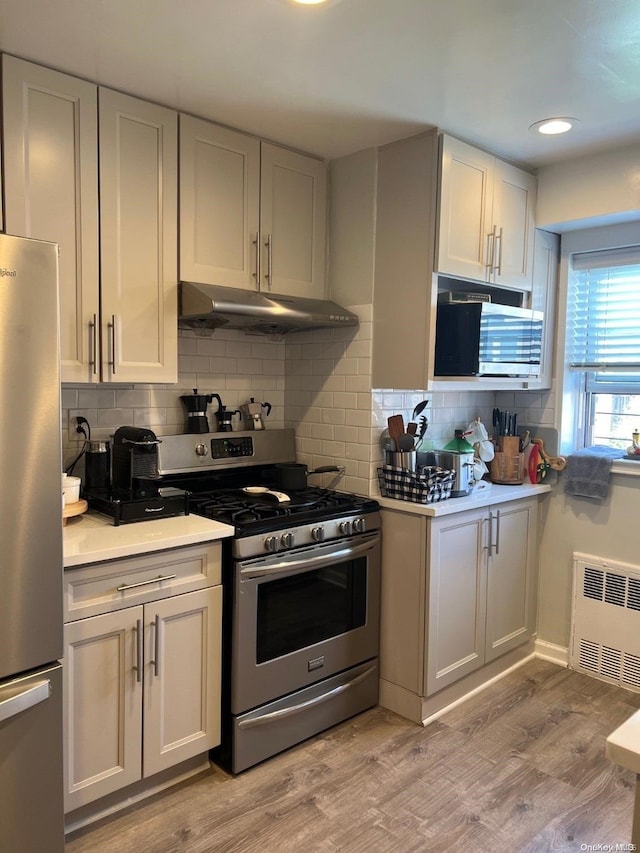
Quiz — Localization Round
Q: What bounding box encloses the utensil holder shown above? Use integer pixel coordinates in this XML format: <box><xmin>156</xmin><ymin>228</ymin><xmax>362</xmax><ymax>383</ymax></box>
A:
<box><xmin>490</xmin><ymin>437</ymin><xmax>524</xmax><ymax>485</ymax></box>
<box><xmin>384</xmin><ymin>450</ymin><xmax>416</xmax><ymax>471</ymax></box>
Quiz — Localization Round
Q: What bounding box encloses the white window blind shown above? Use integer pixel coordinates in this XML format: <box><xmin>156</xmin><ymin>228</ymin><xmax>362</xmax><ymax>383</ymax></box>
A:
<box><xmin>569</xmin><ymin>245</ymin><xmax>640</xmax><ymax>374</ymax></box>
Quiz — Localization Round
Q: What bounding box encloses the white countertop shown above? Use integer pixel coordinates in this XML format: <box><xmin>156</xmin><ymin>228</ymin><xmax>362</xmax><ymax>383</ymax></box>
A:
<box><xmin>607</xmin><ymin>709</ymin><xmax>640</xmax><ymax>774</ymax></box>
<box><xmin>63</xmin><ymin>511</ymin><xmax>234</xmax><ymax>568</ymax></box>
<box><xmin>376</xmin><ymin>481</ymin><xmax>551</xmax><ymax>516</ymax></box>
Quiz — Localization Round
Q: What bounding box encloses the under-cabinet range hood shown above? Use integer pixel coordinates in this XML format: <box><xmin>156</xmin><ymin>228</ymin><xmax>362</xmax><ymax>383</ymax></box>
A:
<box><xmin>179</xmin><ymin>282</ymin><xmax>359</xmax><ymax>336</ymax></box>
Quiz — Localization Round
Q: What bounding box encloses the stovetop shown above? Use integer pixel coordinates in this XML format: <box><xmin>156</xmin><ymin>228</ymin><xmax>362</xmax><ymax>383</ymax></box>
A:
<box><xmin>186</xmin><ymin>485</ymin><xmax>379</xmax><ymax>535</ymax></box>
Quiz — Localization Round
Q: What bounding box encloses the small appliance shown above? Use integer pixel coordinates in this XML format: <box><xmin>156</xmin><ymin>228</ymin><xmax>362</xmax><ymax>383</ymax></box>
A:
<box><xmin>85</xmin><ymin>426</ymin><xmax>188</xmax><ymax>524</ymax></box>
<box><xmin>434</xmin><ymin>302</ymin><xmax>543</xmax><ymax>377</ymax></box>
<box><xmin>418</xmin><ymin>449</ymin><xmax>475</xmax><ymax>497</ymax></box>
<box><xmin>215</xmin><ymin>405</ymin><xmax>240</xmax><ymax>432</ymax></box>
<box><xmin>83</xmin><ymin>440</ymin><xmax>111</xmax><ymax>491</ymax></box>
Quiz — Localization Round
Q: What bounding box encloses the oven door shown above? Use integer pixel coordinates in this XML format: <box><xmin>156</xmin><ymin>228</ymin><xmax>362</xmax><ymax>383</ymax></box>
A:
<box><xmin>231</xmin><ymin>531</ymin><xmax>380</xmax><ymax>715</ymax></box>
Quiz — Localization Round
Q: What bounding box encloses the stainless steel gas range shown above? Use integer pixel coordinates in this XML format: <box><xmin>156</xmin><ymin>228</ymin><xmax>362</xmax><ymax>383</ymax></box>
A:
<box><xmin>157</xmin><ymin>429</ymin><xmax>381</xmax><ymax>773</ymax></box>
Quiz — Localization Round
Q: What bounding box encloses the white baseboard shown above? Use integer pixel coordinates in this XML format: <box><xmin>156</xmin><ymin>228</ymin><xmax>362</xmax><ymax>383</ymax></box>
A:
<box><xmin>534</xmin><ymin>639</ymin><xmax>569</xmax><ymax>667</ymax></box>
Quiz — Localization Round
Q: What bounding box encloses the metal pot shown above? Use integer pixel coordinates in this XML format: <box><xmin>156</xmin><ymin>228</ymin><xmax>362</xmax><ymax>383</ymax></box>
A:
<box><xmin>274</xmin><ymin>462</ymin><xmax>342</xmax><ymax>490</ymax></box>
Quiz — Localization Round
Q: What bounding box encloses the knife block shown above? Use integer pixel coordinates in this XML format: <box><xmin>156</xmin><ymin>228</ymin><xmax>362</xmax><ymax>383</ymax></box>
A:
<box><xmin>490</xmin><ymin>436</ymin><xmax>524</xmax><ymax>484</ymax></box>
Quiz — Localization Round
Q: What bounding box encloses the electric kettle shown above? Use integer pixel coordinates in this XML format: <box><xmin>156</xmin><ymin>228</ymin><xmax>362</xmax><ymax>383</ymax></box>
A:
<box><xmin>179</xmin><ymin>389</ymin><xmax>222</xmax><ymax>434</ymax></box>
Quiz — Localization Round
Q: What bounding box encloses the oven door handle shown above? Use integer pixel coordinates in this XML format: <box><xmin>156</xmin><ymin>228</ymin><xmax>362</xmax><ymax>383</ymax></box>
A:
<box><xmin>239</xmin><ymin>533</ymin><xmax>380</xmax><ymax>579</ymax></box>
<box><xmin>237</xmin><ymin>664</ymin><xmax>376</xmax><ymax>729</ymax></box>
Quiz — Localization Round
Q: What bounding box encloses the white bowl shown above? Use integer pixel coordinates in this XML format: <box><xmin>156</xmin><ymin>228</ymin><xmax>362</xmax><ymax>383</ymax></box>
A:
<box><xmin>62</xmin><ymin>474</ymin><xmax>81</xmax><ymax>505</ymax></box>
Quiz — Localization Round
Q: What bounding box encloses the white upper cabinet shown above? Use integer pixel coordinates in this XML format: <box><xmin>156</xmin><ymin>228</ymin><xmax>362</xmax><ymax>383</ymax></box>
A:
<box><xmin>259</xmin><ymin>142</ymin><xmax>326</xmax><ymax>298</ymax></box>
<box><xmin>99</xmin><ymin>88</ymin><xmax>178</xmax><ymax>383</ymax></box>
<box><xmin>437</xmin><ymin>134</ymin><xmax>537</xmax><ymax>290</ymax></box>
<box><xmin>2</xmin><ymin>57</ymin><xmax>178</xmax><ymax>383</ymax></box>
<box><xmin>2</xmin><ymin>55</ymin><xmax>100</xmax><ymax>383</ymax></box>
<box><xmin>179</xmin><ymin>116</ymin><xmax>260</xmax><ymax>291</ymax></box>
<box><xmin>180</xmin><ymin>116</ymin><xmax>327</xmax><ymax>299</ymax></box>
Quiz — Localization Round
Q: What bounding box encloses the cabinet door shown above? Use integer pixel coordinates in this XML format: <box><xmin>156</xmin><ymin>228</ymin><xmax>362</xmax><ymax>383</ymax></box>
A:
<box><xmin>485</xmin><ymin>499</ymin><xmax>538</xmax><ymax>663</ymax></box>
<box><xmin>143</xmin><ymin>586</ymin><xmax>222</xmax><ymax>777</ymax></box>
<box><xmin>63</xmin><ymin>608</ymin><xmax>143</xmax><ymax>812</ymax></box>
<box><xmin>491</xmin><ymin>160</ymin><xmax>536</xmax><ymax>290</ymax></box>
<box><xmin>260</xmin><ymin>142</ymin><xmax>326</xmax><ymax>298</ymax></box>
<box><xmin>437</xmin><ymin>135</ymin><xmax>494</xmax><ymax>282</ymax></box>
<box><xmin>2</xmin><ymin>56</ymin><xmax>100</xmax><ymax>383</ymax></box>
<box><xmin>99</xmin><ymin>88</ymin><xmax>177</xmax><ymax>383</ymax></box>
<box><xmin>426</xmin><ymin>508</ymin><xmax>487</xmax><ymax>695</ymax></box>
<box><xmin>527</xmin><ymin>229</ymin><xmax>559</xmax><ymax>390</ymax></box>
<box><xmin>179</xmin><ymin>115</ymin><xmax>260</xmax><ymax>290</ymax></box>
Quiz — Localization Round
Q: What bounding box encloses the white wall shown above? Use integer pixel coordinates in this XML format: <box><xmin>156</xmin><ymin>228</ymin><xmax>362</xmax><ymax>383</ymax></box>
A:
<box><xmin>537</xmin><ymin>142</ymin><xmax>640</xmax><ymax>232</ymax></box>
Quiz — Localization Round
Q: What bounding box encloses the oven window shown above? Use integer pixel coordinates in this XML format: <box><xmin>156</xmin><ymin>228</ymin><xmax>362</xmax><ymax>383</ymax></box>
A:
<box><xmin>256</xmin><ymin>557</ymin><xmax>367</xmax><ymax>664</ymax></box>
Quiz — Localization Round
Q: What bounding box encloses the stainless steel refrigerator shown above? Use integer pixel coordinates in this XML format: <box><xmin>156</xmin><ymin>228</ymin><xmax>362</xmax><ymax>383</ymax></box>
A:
<box><xmin>0</xmin><ymin>233</ymin><xmax>65</xmax><ymax>851</ymax></box>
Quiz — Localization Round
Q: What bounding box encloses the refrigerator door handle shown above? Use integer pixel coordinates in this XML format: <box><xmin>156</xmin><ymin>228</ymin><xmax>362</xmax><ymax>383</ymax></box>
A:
<box><xmin>0</xmin><ymin>678</ymin><xmax>51</xmax><ymax>724</ymax></box>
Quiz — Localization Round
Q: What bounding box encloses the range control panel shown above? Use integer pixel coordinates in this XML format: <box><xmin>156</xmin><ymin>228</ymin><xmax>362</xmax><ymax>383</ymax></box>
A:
<box><xmin>210</xmin><ymin>436</ymin><xmax>254</xmax><ymax>459</ymax></box>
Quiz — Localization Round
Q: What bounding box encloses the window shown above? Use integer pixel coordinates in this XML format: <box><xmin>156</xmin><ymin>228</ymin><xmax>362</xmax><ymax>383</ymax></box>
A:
<box><xmin>567</xmin><ymin>246</ymin><xmax>640</xmax><ymax>450</ymax></box>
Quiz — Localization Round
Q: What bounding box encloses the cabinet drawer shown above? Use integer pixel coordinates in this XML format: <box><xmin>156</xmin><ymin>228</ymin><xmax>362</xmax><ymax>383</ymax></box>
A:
<box><xmin>64</xmin><ymin>543</ymin><xmax>221</xmax><ymax>621</ymax></box>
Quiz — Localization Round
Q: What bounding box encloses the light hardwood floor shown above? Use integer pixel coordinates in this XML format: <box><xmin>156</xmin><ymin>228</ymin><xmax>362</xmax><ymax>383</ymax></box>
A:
<box><xmin>66</xmin><ymin>659</ymin><xmax>640</xmax><ymax>852</ymax></box>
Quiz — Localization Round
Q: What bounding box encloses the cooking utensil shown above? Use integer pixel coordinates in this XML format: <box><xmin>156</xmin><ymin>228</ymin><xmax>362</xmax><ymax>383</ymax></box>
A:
<box><xmin>274</xmin><ymin>462</ymin><xmax>342</xmax><ymax>490</ymax></box>
<box><xmin>411</xmin><ymin>400</ymin><xmax>429</xmax><ymax>421</ymax></box>
<box><xmin>387</xmin><ymin>415</ymin><xmax>405</xmax><ymax>449</ymax></box>
<box><xmin>180</xmin><ymin>389</ymin><xmax>222</xmax><ymax>434</ymax></box>
<box><xmin>398</xmin><ymin>433</ymin><xmax>416</xmax><ymax>451</ymax></box>
<box><xmin>407</xmin><ymin>422</ymin><xmax>418</xmax><ymax>436</ymax></box>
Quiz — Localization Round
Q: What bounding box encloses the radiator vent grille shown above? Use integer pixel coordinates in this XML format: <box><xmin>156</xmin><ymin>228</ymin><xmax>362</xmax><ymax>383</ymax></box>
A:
<box><xmin>571</xmin><ymin>555</ymin><xmax>640</xmax><ymax>692</ymax></box>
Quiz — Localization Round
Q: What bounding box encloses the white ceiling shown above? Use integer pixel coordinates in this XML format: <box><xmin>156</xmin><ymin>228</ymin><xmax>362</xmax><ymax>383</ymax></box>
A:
<box><xmin>1</xmin><ymin>0</ymin><xmax>639</xmax><ymax>167</ymax></box>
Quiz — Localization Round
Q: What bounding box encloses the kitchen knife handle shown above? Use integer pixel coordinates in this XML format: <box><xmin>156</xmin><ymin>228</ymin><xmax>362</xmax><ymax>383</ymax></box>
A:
<box><xmin>252</xmin><ymin>232</ymin><xmax>260</xmax><ymax>290</ymax></box>
<box><xmin>134</xmin><ymin>619</ymin><xmax>143</xmax><ymax>684</ymax></box>
<box><xmin>151</xmin><ymin>613</ymin><xmax>160</xmax><ymax>677</ymax></box>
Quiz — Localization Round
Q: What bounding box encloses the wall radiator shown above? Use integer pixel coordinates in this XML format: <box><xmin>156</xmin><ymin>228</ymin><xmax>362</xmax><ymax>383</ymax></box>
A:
<box><xmin>570</xmin><ymin>553</ymin><xmax>640</xmax><ymax>691</ymax></box>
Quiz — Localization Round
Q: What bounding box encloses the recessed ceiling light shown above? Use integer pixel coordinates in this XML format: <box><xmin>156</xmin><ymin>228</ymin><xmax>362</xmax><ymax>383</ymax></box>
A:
<box><xmin>290</xmin><ymin>0</ymin><xmax>330</xmax><ymax>4</ymax></box>
<box><xmin>529</xmin><ymin>117</ymin><xmax>579</xmax><ymax>135</ymax></box>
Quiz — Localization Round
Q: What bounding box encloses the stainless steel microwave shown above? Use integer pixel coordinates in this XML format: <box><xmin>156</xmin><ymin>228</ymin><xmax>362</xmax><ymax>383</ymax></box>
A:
<box><xmin>434</xmin><ymin>302</ymin><xmax>543</xmax><ymax>377</ymax></box>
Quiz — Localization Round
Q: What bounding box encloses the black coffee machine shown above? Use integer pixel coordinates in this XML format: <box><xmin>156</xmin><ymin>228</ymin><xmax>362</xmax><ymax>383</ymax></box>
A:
<box><xmin>112</xmin><ymin>426</ymin><xmax>162</xmax><ymax>497</ymax></box>
<box><xmin>180</xmin><ymin>390</ymin><xmax>222</xmax><ymax>434</ymax></box>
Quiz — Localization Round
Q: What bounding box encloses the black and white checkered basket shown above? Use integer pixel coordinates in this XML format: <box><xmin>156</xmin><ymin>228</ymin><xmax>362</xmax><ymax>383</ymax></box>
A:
<box><xmin>377</xmin><ymin>464</ymin><xmax>455</xmax><ymax>504</ymax></box>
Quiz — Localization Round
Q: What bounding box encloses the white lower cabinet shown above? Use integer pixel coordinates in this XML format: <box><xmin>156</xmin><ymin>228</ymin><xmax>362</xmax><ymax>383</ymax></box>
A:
<box><xmin>379</xmin><ymin>497</ymin><xmax>539</xmax><ymax>721</ymax></box>
<box><xmin>63</xmin><ymin>544</ymin><xmax>222</xmax><ymax>814</ymax></box>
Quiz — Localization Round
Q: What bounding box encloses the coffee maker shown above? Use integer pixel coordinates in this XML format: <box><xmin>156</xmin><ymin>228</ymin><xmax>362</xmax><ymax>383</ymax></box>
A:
<box><xmin>180</xmin><ymin>390</ymin><xmax>222</xmax><ymax>434</ymax></box>
<box><xmin>112</xmin><ymin>426</ymin><xmax>162</xmax><ymax>497</ymax></box>
<box><xmin>85</xmin><ymin>426</ymin><xmax>188</xmax><ymax>525</ymax></box>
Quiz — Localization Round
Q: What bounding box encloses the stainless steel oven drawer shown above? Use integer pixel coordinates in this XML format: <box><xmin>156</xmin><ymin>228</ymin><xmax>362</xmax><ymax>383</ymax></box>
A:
<box><xmin>228</xmin><ymin>658</ymin><xmax>378</xmax><ymax>773</ymax></box>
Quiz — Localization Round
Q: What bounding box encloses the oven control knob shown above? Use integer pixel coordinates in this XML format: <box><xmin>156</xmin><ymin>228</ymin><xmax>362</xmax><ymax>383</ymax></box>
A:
<box><xmin>339</xmin><ymin>520</ymin><xmax>353</xmax><ymax>536</ymax></box>
<box><xmin>195</xmin><ymin>443</ymin><xmax>208</xmax><ymax>457</ymax></box>
<box><xmin>352</xmin><ymin>517</ymin><xmax>366</xmax><ymax>533</ymax></box>
<box><xmin>280</xmin><ymin>532</ymin><xmax>295</xmax><ymax>549</ymax></box>
<box><xmin>311</xmin><ymin>526</ymin><xmax>325</xmax><ymax>542</ymax></box>
<box><xmin>265</xmin><ymin>536</ymin><xmax>280</xmax><ymax>552</ymax></box>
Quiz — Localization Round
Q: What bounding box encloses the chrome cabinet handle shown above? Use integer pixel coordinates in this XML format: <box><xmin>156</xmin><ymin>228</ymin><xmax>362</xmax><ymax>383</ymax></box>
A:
<box><xmin>494</xmin><ymin>508</ymin><xmax>501</xmax><ymax>555</ymax></box>
<box><xmin>494</xmin><ymin>226</ymin><xmax>503</xmax><ymax>276</ymax></box>
<box><xmin>252</xmin><ymin>232</ymin><xmax>260</xmax><ymax>290</ymax></box>
<box><xmin>116</xmin><ymin>574</ymin><xmax>176</xmax><ymax>592</ymax></box>
<box><xmin>89</xmin><ymin>314</ymin><xmax>98</xmax><ymax>376</ymax></box>
<box><xmin>151</xmin><ymin>614</ymin><xmax>160</xmax><ymax>677</ymax></box>
<box><xmin>486</xmin><ymin>226</ymin><xmax>496</xmax><ymax>276</ymax></box>
<box><xmin>0</xmin><ymin>679</ymin><xmax>51</xmax><ymax>724</ymax></box>
<box><xmin>264</xmin><ymin>233</ymin><xmax>273</xmax><ymax>289</ymax></box>
<box><xmin>134</xmin><ymin>619</ymin><xmax>143</xmax><ymax>684</ymax></box>
<box><xmin>107</xmin><ymin>314</ymin><xmax>117</xmax><ymax>375</ymax></box>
